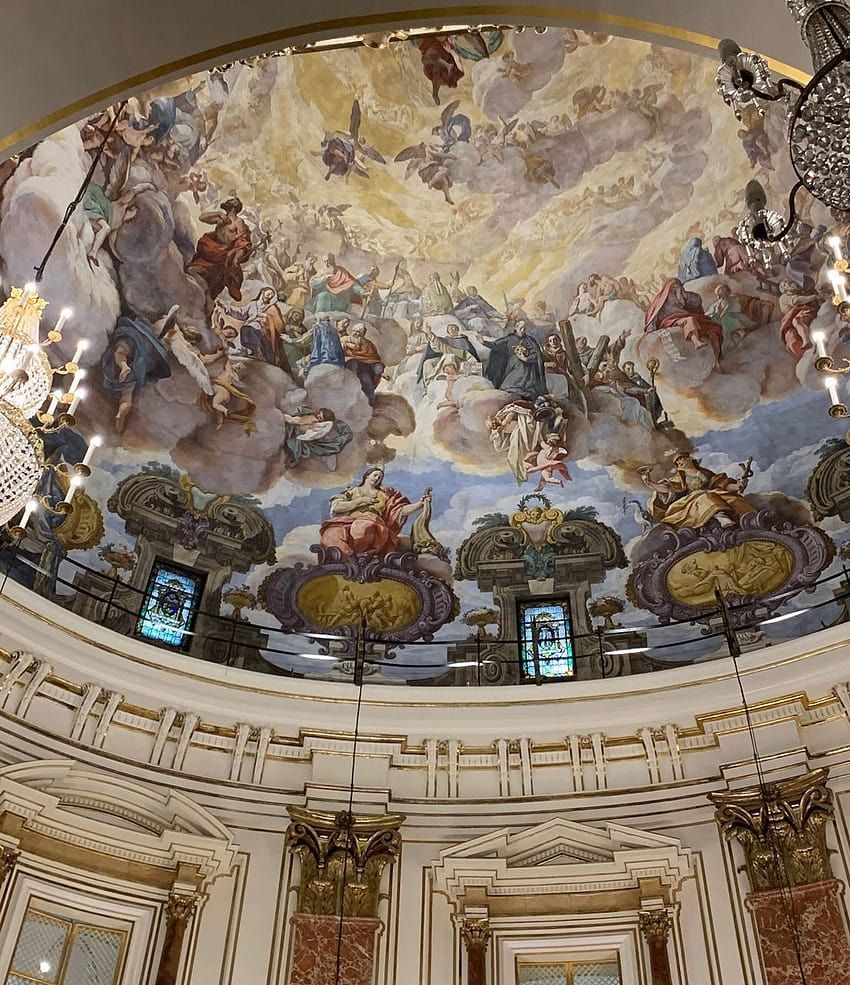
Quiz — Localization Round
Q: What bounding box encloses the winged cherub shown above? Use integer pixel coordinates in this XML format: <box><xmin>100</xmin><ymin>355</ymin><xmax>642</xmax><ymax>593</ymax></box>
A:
<box><xmin>318</xmin><ymin>99</ymin><xmax>386</xmax><ymax>180</ymax></box>
<box><xmin>394</xmin><ymin>142</ymin><xmax>456</xmax><ymax>204</ymax></box>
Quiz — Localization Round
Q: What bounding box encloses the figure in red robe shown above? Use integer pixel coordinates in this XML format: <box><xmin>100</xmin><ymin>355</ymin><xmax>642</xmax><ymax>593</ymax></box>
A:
<box><xmin>319</xmin><ymin>467</ymin><xmax>428</xmax><ymax>559</ymax></box>
<box><xmin>418</xmin><ymin>36</ymin><xmax>464</xmax><ymax>105</ymax></box>
<box><xmin>779</xmin><ymin>279</ymin><xmax>820</xmax><ymax>361</ymax></box>
<box><xmin>644</xmin><ymin>278</ymin><xmax>723</xmax><ymax>359</ymax></box>
<box><xmin>187</xmin><ymin>197</ymin><xmax>253</xmax><ymax>312</ymax></box>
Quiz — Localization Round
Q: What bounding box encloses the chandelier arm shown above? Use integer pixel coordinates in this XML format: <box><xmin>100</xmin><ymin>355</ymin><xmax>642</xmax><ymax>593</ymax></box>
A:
<box><xmin>33</xmin><ymin>99</ymin><xmax>128</xmax><ymax>283</ymax></box>
<box><xmin>757</xmin><ymin>180</ymin><xmax>804</xmax><ymax>242</ymax></box>
<box><xmin>749</xmin><ymin>77</ymin><xmax>806</xmax><ymax>102</ymax></box>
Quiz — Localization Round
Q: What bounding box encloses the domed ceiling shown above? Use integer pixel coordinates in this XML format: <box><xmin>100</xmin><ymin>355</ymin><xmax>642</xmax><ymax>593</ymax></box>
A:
<box><xmin>3</xmin><ymin>27</ymin><xmax>849</xmax><ymax>678</ymax></box>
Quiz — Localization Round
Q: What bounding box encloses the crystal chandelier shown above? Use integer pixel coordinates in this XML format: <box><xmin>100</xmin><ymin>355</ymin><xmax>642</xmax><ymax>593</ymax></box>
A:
<box><xmin>0</xmin><ymin>106</ymin><xmax>125</xmax><ymax>540</ymax></box>
<box><xmin>718</xmin><ymin>0</ymin><xmax>850</xmax><ymax>222</ymax></box>
<box><xmin>718</xmin><ymin>2</ymin><xmax>850</xmax><ymax>421</ymax></box>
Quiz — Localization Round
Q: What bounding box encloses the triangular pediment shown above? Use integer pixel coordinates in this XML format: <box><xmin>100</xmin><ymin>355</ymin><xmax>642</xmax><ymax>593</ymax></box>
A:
<box><xmin>438</xmin><ymin>817</ymin><xmax>680</xmax><ymax>866</ymax></box>
<box><xmin>432</xmin><ymin>817</ymin><xmax>693</xmax><ymax>903</ymax></box>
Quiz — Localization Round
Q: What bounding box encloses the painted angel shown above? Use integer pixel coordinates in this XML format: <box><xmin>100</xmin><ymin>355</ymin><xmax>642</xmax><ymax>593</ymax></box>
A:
<box><xmin>394</xmin><ymin>142</ymin><xmax>455</xmax><ymax>204</ymax></box>
<box><xmin>318</xmin><ymin>99</ymin><xmax>386</xmax><ymax>180</ymax></box>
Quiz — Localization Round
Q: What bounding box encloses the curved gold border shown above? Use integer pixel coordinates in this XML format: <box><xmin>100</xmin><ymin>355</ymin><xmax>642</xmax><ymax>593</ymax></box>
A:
<box><xmin>0</xmin><ymin>4</ymin><xmax>810</xmax><ymax>155</ymax></box>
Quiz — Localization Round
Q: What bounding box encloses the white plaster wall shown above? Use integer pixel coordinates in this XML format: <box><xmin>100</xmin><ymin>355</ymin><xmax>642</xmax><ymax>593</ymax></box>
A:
<box><xmin>3</xmin><ymin>588</ymin><xmax>850</xmax><ymax>983</ymax></box>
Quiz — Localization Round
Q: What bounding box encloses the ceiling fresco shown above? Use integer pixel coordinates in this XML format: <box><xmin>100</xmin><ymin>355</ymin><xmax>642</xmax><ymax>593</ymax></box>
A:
<box><xmin>3</xmin><ymin>27</ymin><xmax>850</xmax><ymax>679</ymax></box>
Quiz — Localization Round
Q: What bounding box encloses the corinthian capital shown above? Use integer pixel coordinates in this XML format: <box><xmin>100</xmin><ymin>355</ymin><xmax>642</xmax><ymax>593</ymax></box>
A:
<box><xmin>461</xmin><ymin>918</ymin><xmax>492</xmax><ymax>951</ymax></box>
<box><xmin>639</xmin><ymin>909</ymin><xmax>672</xmax><ymax>943</ymax></box>
<box><xmin>0</xmin><ymin>847</ymin><xmax>18</xmax><ymax>887</ymax></box>
<box><xmin>164</xmin><ymin>891</ymin><xmax>200</xmax><ymax>925</ymax></box>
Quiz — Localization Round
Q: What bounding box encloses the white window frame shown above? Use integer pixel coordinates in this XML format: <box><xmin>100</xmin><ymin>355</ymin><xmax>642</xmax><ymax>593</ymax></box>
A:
<box><xmin>0</xmin><ymin>866</ymin><xmax>159</xmax><ymax>985</ymax></box>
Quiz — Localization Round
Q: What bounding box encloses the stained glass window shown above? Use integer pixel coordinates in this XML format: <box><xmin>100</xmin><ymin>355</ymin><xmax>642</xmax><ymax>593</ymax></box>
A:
<box><xmin>136</xmin><ymin>560</ymin><xmax>205</xmax><ymax>650</ymax></box>
<box><xmin>517</xmin><ymin>598</ymin><xmax>574</xmax><ymax>679</ymax></box>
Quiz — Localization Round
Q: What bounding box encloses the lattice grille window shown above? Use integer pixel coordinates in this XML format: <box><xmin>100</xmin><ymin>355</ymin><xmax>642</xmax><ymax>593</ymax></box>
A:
<box><xmin>5</xmin><ymin>908</ymin><xmax>125</xmax><ymax>985</ymax></box>
<box><xmin>518</xmin><ymin>961</ymin><xmax>621</xmax><ymax>985</ymax></box>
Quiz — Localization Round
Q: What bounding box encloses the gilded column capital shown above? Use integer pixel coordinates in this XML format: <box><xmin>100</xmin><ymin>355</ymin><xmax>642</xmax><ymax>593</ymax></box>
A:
<box><xmin>709</xmin><ymin>768</ymin><xmax>834</xmax><ymax>891</ymax></box>
<box><xmin>164</xmin><ymin>891</ymin><xmax>200</xmax><ymax>926</ymax></box>
<box><xmin>639</xmin><ymin>909</ymin><xmax>672</xmax><ymax>943</ymax></box>
<box><xmin>285</xmin><ymin>806</ymin><xmax>405</xmax><ymax>918</ymax></box>
<box><xmin>0</xmin><ymin>847</ymin><xmax>19</xmax><ymax>887</ymax></box>
<box><xmin>461</xmin><ymin>917</ymin><xmax>492</xmax><ymax>952</ymax></box>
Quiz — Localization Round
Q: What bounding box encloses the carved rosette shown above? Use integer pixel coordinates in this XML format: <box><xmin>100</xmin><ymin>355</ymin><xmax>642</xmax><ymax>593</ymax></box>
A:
<box><xmin>285</xmin><ymin>807</ymin><xmax>404</xmax><ymax>919</ymax></box>
<box><xmin>461</xmin><ymin>918</ymin><xmax>492</xmax><ymax>952</ymax></box>
<box><xmin>709</xmin><ymin>768</ymin><xmax>835</xmax><ymax>892</ymax></box>
<box><xmin>639</xmin><ymin>909</ymin><xmax>672</xmax><ymax>943</ymax></box>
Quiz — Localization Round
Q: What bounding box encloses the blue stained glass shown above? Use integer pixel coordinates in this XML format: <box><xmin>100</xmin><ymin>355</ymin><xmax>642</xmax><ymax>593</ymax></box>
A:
<box><xmin>518</xmin><ymin>599</ymin><xmax>575</xmax><ymax>679</ymax></box>
<box><xmin>136</xmin><ymin>562</ymin><xmax>204</xmax><ymax>649</ymax></box>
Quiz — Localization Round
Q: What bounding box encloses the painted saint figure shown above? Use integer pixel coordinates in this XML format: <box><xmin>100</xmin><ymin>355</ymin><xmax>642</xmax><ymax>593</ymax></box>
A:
<box><xmin>307</xmin><ymin>254</ymin><xmax>363</xmax><ymax>313</ymax></box>
<box><xmin>319</xmin><ymin>467</ymin><xmax>429</xmax><ymax>559</ymax></box>
<box><xmin>417</xmin><ymin>323</ymin><xmax>480</xmax><ymax>388</ymax></box>
<box><xmin>342</xmin><ymin>323</ymin><xmax>385</xmax><ymax>403</ymax></box>
<box><xmin>186</xmin><ymin>197</ymin><xmax>252</xmax><ymax>310</ymax></box>
<box><xmin>483</xmin><ymin>322</ymin><xmax>547</xmax><ymax>400</ymax></box>
<box><xmin>282</xmin><ymin>406</ymin><xmax>352</xmax><ymax>470</ymax></box>
<box><xmin>101</xmin><ymin>308</ymin><xmax>174</xmax><ymax>433</ymax></box>
<box><xmin>644</xmin><ymin>278</ymin><xmax>723</xmax><ymax>358</ymax></box>
<box><xmin>677</xmin><ymin>237</ymin><xmax>718</xmax><ymax>282</ymax></box>
<box><xmin>638</xmin><ymin>453</ymin><xmax>755</xmax><ymax>530</ymax></box>
<box><xmin>307</xmin><ymin>315</ymin><xmax>346</xmax><ymax>371</ymax></box>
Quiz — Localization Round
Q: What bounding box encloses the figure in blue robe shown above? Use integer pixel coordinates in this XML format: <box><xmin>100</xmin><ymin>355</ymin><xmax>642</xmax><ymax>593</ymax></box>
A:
<box><xmin>677</xmin><ymin>237</ymin><xmax>718</xmax><ymax>282</ymax></box>
<box><xmin>307</xmin><ymin>316</ymin><xmax>345</xmax><ymax>371</ymax></box>
<box><xmin>101</xmin><ymin>312</ymin><xmax>173</xmax><ymax>432</ymax></box>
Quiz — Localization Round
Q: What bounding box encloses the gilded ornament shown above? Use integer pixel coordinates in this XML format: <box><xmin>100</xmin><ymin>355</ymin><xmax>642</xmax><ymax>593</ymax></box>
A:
<box><xmin>285</xmin><ymin>806</ymin><xmax>404</xmax><ymax>918</ymax></box>
<box><xmin>460</xmin><ymin>918</ymin><xmax>491</xmax><ymax>950</ymax></box>
<box><xmin>709</xmin><ymin>768</ymin><xmax>835</xmax><ymax>891</ymax></box>
<box><xmin>639</xmin><ymin>909</ymin><xmax>672</xmax><ymax>943</ymax></box>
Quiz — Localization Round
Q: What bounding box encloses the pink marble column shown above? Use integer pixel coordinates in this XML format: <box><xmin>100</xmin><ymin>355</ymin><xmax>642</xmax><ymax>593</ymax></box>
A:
<box><xmin>748</xmin><ymin>880</ymin><xmax>850</xmax><ymax>985</ymax></box>
<box><xmin>289</xmin><ymin>913</ymin><xmax>381</xmax><ymax>985</ymax></box>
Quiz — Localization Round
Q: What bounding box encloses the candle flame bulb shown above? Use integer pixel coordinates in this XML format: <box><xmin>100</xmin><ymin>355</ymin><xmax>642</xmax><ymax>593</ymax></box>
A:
<box><xmin>54</xmin><ymin>308</ymin><xmax>73</xmax><ymax>336</ymax></box>
<box><xmin>70</xmin><ymin>338</ymin><xmax>88</xmax><ymax>365</ymax></box>
<box><xmin>19</xmin><ymin>498</ymin><xmax>38</xmax><ymax>531</ymax></box>
<box><xmin>81</xmin><ymin>434</ymin><xmax>101</xmax><ymax>468</ymax></box>
<box><xmin>63</xmin><ymin>476</ymin><xmax>82</xmax><ymax>505</ymax></box>
<box><xmin>67</xmin><ymin>367</ymin><xmax>86</xmax><ymax>395</ymax></box>
<box><xmin>46</xmin><ymin>389</ymin><xmax>62</xmax><ymax>417</ymax></box>
<box><xmin>829</xmin><ymin>235</ymin><xmax>845</xmax><ymax>260</ymax></box>
<box><xmin>68</xmin><ymin>386</ymin><xmax>86</xmax><ymax>416</ymax></box>
<box><xmin>812</xmin><ymin>330</ymin><xmax>828</xmax><ymax>359</ymax></box>
<box><xmin>825</xmin><ymin>375</ymin><xmax>841</xmax><ymax>407</ymax></box>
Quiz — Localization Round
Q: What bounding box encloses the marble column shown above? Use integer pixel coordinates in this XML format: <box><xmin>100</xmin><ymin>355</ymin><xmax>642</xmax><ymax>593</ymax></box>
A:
<box><xmin>748</xmin><ymin>880</ymin><xmax>850</xmax><ymax>984</ymax></box>
<box><xmin>154</xmin><ymin>892</ymin><xmax>199</xmax><ymax>985</ymax></box>
<box><xmin>639</xmin><ymin>910</ymin><xmax>673</xmax><ymax>985</ymax></box>
<box><xmin>461</xmin><ymin>918</ymin><xmax>491</xmax><ymax>985</ymax></box>
<box><xmin>289</xmin><ymin>913</ymin><xmax>381</xmax><ymax>985</ymax></box>
<box><xmin>711</xmin><ymin>768</ymin><xmax>850</xmax><ymax>985</ymax></box>
<box><xmin>285</xmin><ymin>807</ymin><xmax>404</xmax><ymax>985</ymax></box>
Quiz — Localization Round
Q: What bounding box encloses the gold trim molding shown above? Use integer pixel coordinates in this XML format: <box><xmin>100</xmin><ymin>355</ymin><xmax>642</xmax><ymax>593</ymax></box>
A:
<box><xmin>0</xmin><ymin>4</ymin><xmax>810</xmax><ymax>156</ymax></box>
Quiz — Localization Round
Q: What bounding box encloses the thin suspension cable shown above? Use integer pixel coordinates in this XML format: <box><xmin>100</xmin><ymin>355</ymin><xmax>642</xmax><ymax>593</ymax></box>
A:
<box><xmin>717</xmin><ymin>589</ymin><xmax>809</xmax><ymax>984</ymax></box>
<box><xmin>334</xmin><ymin>627</ymin><xmax>366</xmax><ymax>984</ymax></box>
<box><xmin>33</xmin><ymin>100</ymin><xmax>127</xmax><ymax>282</ymax></box>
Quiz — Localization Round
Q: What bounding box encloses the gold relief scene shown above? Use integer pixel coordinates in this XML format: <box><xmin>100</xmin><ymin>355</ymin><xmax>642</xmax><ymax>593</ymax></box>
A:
<box><xmin>4</xmin><ymin>26</ymin><xmax>850</xmax><ymax>676</ymax></box>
